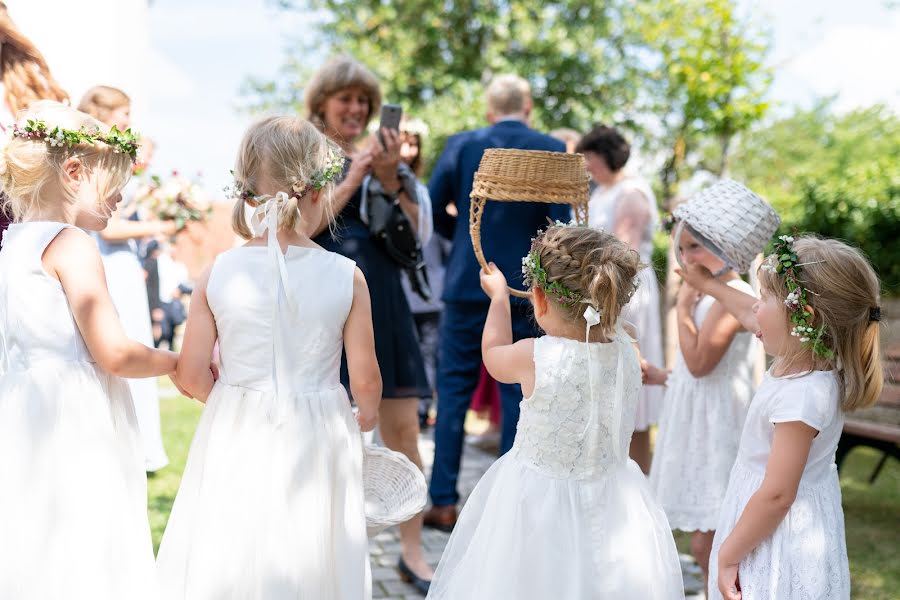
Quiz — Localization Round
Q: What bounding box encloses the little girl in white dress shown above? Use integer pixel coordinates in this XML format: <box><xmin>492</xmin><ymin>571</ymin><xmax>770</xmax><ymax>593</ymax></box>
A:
<box><xmin>156</xmin><ymin>116</ymin><xmax>380</xmax><ymax>599</ymax></box>
<box><xmin>649</xmin><ymin>221</ymin><xmax>758</xmax><ymax>582</ymax></box>
<box><xmin>0</xmin><ymin>101</ymin><xmax>181</xmax><ymax>599</ymax></box>
<box><xmin>679</xmin><ymin>235</ymin><xmax>883</xmax><ymax>599</ymax></box>
<box><xmin>427</xmin><ymin>225</ymin><xmax>683</xmax><ymax>600</ymax></box>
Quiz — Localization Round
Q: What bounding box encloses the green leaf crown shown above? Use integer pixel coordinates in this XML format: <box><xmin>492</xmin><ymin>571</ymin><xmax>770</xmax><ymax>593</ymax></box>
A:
<box><xmin>12</xmin><ymin>119</ymin><xmax>140</xmax><ymax>162</ymax></box>
<box><xmin>226</xmin><ymin>149</ymin><xmax>345</xmax><ymax>202</ymax></box>
<box><xmin>761</xmin><ymin>234</ymin><xmax>834</xmax><ymax>359</ymax></box>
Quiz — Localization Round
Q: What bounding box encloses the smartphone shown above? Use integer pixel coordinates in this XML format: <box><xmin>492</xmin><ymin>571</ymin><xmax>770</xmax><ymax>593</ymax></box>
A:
<box><xmin>378</xmin><ymin>103</ymin><xmax>403</xmax><ymax>149</ymax></box>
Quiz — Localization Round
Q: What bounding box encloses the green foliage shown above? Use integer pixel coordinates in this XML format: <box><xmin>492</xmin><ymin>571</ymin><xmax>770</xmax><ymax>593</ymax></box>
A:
<box><xmin>731</xmin><ymin>103</ymin><xmax>900</xmax><ymax>293</ymax></box>
<box><xmin>250</xmin><ymin>0</ymin><xmax>772</xmax><ymax>190</ymax></box>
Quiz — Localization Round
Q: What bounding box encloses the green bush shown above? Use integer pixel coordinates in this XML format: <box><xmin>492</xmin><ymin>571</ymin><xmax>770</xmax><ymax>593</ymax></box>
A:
<box><xmin>781</xmin><ymin>162</ymin><xmax>900</xmax><ymax>293</ymax></box>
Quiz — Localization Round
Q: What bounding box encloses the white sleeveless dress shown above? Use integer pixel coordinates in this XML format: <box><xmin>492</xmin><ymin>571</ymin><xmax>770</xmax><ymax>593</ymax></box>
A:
<box><xmin>0</xmin><ymin>222</ymin><xmax>158</xmax><ymax>599</ymax></box>
<box><xmin>156</xmin><ymin>241</ymin><xmax>370</xmax><ymax>599</ymax></box>
<box><xmin>427</xmin><ymin>332</ymin><xmax>684</xmax><ymax>599</ymax></box>
<box><xmin>588</xmin><ymin>177</ymin><xmax>664</xmax><ymax>430</ymax></box>
<box><xmin>649</xmin><ymin>279</ymin><xmax>757</xmax><ymax>532</ymax></box>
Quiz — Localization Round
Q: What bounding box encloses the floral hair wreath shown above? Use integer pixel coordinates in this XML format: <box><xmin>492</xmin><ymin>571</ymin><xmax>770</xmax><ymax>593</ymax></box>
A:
<box><xmin>521</xmin><ymin>220</ymin><xmax>640</xmax><ymax>310</ymax></box>
<box><xmin>11</xmin><ymin>119</ymin><xmax>140</xmax><ymax>162</ymax></box>
<box><xmin>761</xmin><ymin>234</ymin><xmax>834</xmax><ymax>359</ymax></box>
<box><xmin>226</xmin><ymin>149</ymin><xmax>345</xmax><ymax>204</ymax></box>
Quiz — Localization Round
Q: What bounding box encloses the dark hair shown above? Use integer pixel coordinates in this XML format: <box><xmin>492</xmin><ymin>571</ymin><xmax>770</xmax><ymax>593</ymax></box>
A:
<box><xmin>575</xmin><ymin>124</ymin><xmax>630</xmax><ymax>172</ymax></box>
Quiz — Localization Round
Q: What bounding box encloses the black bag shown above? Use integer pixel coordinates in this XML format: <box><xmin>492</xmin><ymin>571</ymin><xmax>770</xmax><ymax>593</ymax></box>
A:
<box><xmin>363</xmin><ymin>163</ymin><xmax>432</xmax><ymax>302</ymax></box>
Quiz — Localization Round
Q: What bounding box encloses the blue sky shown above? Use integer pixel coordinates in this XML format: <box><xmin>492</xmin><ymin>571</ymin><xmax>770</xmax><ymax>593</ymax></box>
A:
<box><xmin>142</xmin><ymin>0</ymin><xmax>897</xmax><ymax>195</ymax></box>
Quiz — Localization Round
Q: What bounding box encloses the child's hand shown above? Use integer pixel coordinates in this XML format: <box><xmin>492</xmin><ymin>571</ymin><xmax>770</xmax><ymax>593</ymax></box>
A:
<box><xmin>718</xmin><ymin>562</ymin><xmax>742</xmax><ymax>600</ymax></box>
<box><xmin>210</xmin><ymin>362</ymin><xmax>220</xmax><ymax>381</ymax></box>
<box><xmin>480</xmin><ymin>262</ymin><xmax>509</xmax><ymax>301</ymax></box>
<box><xmin>641</xmin><ymin>360</ymin><xmax>670</xmax><ymax>386</ymax></box>
<box><xmin>675</xmin><ymin>262</ymin><xmax>714</xmax><ymax>292</ymax></box>
<box><xmin>676</xmin><ymin>280</ymin><xmax>702</xmax><ymax>311</ymax></box>
<box><xmin>356</xmin><ymin>406</ymin><xmax>378</xmax><ymax>432</ymax></box>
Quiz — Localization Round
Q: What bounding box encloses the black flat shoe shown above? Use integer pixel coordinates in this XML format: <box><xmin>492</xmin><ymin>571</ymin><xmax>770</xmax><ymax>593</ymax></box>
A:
<box><xmin>397</xmin><ymin>557</ymin><xmax>431</xmax><ymax>596</ymax></box>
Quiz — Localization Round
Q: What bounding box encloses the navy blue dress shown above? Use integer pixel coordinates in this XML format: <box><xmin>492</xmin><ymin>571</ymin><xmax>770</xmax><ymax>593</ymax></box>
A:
<box><xmin>315</xmin><ymin>170</ymin><xmax>431</xmax><ymax>400</ymax></box>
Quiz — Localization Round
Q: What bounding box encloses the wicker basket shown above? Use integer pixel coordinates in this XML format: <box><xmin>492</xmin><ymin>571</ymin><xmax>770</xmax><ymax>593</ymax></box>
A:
<box><xmin>469</xmin><ymin>149</ymin><xmax>590</xmax><ymax>297</ymax></box>
<box><xmin>673</xmin><ymin>179</ymin><xmax>780</xmax><ymax>273</ymax></box>
<box><xmin>363</xmin><ymin>443</ymin><xmax>427</xmax><ymax>537</ymax></box>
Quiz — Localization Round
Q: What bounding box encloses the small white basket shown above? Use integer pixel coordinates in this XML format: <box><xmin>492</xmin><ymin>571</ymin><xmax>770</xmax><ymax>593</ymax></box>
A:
<box><xmin>673</xmin><ymin>179</ymin><xmax>780</xmax><ymax>273</ymax></box>
<box><xmin>363</xmin><ymin>444</ymin><xmax>428</xmax><ymax>537</ymax></box>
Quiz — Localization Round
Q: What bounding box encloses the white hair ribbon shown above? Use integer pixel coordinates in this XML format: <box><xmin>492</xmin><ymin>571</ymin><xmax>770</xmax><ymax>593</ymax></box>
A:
<box><xmin>580</xmin><ymin>304</ymin><xmax>632</xmax><ymax>464</ymax></box>
<box><xmin>248</xmin><ymin>191</ymin><xmax>297</xmax><ymax>421</ymax></box>
<box><xmin>248</xmin><ymin>191</ymin><xmax>295</xmax><ymax>313</ymax></box>
<box><xmin>580</xmin><ymin>304</ymin><xmax>602</xmax><ymax>440</ymax></box>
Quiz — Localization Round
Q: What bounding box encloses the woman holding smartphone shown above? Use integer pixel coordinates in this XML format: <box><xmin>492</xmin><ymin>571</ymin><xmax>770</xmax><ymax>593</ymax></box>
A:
<box><xmin>306</xmin><ymin>55</ymin><xmax>433</xmax><ymax>595</ymax></box>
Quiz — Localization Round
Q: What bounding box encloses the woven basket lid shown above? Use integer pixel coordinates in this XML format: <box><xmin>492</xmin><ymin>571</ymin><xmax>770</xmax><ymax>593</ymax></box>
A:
<box><xmin>470</xmin><ymin>148</ymin><xmax>590</xmax><ymax>205</ymax></box>
<box><xmin>673</xmin><ymin>179</ymin><xmax>780</xmax><ymax>273</ymax></box>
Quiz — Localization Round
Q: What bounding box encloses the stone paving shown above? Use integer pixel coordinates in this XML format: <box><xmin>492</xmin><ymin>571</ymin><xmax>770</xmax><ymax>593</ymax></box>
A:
<box><xmin>368</xmin><ymin>430</ymin><xmax>707</xmax><ymax>599</ymax></box>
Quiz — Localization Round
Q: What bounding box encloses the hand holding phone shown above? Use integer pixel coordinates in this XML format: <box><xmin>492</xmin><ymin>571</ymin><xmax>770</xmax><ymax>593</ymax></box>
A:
<box><xmin>378</xmin><ymin>103</ymin><xmax>402</xmax><ymax>150</ymax></box>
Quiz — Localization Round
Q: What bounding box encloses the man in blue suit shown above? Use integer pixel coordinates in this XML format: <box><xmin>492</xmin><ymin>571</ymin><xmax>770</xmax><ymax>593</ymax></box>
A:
<box><xmin>424</xmin><ymin>74</ymin><xmax>571</xmax><ymax>530</ymax></box>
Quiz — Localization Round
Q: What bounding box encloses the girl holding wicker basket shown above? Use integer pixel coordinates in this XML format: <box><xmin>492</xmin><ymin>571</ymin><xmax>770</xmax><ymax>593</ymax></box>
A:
<box><xmin>427</xmin><ymin>223</ymin><xmax>683</xmax><ymax>600</ymax></box>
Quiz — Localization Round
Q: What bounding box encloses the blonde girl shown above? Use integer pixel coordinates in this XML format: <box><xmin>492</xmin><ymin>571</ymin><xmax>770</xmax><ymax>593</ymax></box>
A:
<box><xmin>157</xmin><ymin>116</ymin><xmax>380</xmax><ymax>599</ymax></box>
<box><xmin>0</xmin><ymin>100</ymin><xmax>183</xmax><ymax>599</ymax></box>
<box><xmin>679</xmin><ymin>235</ymin><xmax>882</xmax><ymax>600</ymax></box>
<box><xmin>428</xmin><ymin>225</ymin><xmax>683</xmax><ymax>600</ymax></box>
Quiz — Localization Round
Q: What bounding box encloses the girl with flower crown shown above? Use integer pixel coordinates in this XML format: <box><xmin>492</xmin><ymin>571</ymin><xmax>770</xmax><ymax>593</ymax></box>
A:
<box><xmin>679</xmin><ymin>234</ymin><xmax>883</xmax><ymax>600</ymax></box>
<box><xmin>427</xmin><ymin>224</ymin><xmax>683</xmax><ymax>600</ymax></box>
<box><xmin>0</xmin><ymin>101</ymin><xmax>185</xmax><ymax>599</ymax></box>
<box><xmin>156</xmin><ymin>116</ymin><xmax>380</xmax><ymax>599</ymax></box>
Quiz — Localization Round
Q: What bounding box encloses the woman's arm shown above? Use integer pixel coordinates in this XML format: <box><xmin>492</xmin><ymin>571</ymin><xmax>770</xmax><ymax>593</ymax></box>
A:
<box><xmin>174</xmin><ymin>266</ymin><xmax>218</xmax><ymax>401</ymax></box>
<box><xmin>48</xmin><ymin>228</ymin><xmax>178</xmax><ymax>378</ymax></box>
<box><xmin>717</xmin><ymin>421</ymin><xmax>817</xmax><ymax>599</ymax></box>
<box><xmin>344</xmin><ymin>267</ymin><xmax>382</xmax><ymax>431</ymax></box>
<box><xmin>371</xmin><ymin>128</ymin><xmax>420</xmax><ymax>234</ymax></box>
<box><xmin>613</xmin><ymin>189</ymin><xmax>652</xmax><ymax>251</ymax></box>
<box><xmin>677</xmin><ymin>282</ymin><xmax>745</xmax><ymax>378</ymax></box>
<box><xmin>677</xmin><ymin>263</ymin><xmax>759</xmax><ymax>334</ymax></box>
<box><xmin>479</xmin><ymin>264</ymin><xmax>535</xmax><ymax>395</ymax></box>
<box><xmin>98</xmin><ymin>215</ymin><xmax>177</xmax><ymax>242</ymax></box>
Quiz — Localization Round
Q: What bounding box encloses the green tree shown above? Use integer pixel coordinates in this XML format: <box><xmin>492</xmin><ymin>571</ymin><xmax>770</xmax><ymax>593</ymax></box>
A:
<box><xmin>731</xmin><ymin>102</ymin><xmax>900</xmax><ymax>292</ymax></box>
<box><xmin>632</xmin><ymin>0</ymin><xmax>772</xmax><ymax>200</ymax></box>
<box><xmin>252</xmin><ymin>0</ymin><xmax>772</xmax><ymax>192</ymax></box>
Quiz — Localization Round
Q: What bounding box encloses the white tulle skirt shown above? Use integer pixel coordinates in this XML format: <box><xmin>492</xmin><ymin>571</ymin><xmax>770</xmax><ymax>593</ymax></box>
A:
<box><xmin>427</xmin><ymin>451</ymin><xmax>684</xmax><ymax>599</ymax></box>
<box><xmin>0</xmin><ymin>362</ymin><xmax>158</xmax><ymax>599</ymax></box>
<box><xmin>156</xmin><ymin>381</ymin><xmax>370</xmax><ymax>600</ymax></box>
<box><xmin>102</xmin><ymin>249</ymin><xmax>168</xmax><ymax>471</ymax></box>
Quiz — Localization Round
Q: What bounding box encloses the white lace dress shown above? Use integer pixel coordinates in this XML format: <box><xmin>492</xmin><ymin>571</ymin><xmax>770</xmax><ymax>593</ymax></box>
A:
<box><xmin>427</xmin><ymin>332</ymin><xmax>684</xmax><ymax>600</ymax></box>
<box><xmin>156</xmin><ymin>243</ymin><xmax>370</xmax><ymax>599</ymax></box>
<box><xmin>649</xmin><ymin>279</ymin><xmax>757</xmax><ymax>532</ymax></box>
<box><xmin>708</xmin><ymin>370</ymin><xmax>850</xmax><ymax>599</ymax></box>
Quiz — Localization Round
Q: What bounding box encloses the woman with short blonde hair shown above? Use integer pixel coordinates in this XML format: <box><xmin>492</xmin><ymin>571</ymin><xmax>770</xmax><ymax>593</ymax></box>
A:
<box><xmin>307</xmin><ymin>55</ymin><xmax>434</xmax><ymax>595</ymax></box>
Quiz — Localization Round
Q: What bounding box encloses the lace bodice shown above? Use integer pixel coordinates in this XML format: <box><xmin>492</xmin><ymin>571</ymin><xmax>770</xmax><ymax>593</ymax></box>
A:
<box><xmin>513</xmin><ymin>334</ymin><xmax>642</xmax><ymax>479</ymax></box>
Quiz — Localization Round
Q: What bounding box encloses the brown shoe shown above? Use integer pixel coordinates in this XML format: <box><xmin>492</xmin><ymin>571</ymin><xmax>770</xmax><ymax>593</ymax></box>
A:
<box><xmin>423</xmin><ymin>504</ymin><xmax>457</xmax><ymax>532</ymax></box>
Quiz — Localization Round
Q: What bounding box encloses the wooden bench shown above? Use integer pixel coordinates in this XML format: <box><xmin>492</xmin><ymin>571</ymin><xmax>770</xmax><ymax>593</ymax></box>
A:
<box><xmin>836</xmin><ymin>345</ymin><xmax>900</xmax><ymax>483</ymax></box>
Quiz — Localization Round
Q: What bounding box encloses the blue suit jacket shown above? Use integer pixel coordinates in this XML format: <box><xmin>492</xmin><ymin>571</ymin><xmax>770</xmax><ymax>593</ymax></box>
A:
<box><xmin>429</xmin><ymin>121</ymin><xmax>570</xmax><ymax>304</ymax></box>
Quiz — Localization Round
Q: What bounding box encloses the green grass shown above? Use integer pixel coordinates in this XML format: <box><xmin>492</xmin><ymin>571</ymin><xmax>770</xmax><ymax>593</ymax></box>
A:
<box><xmin>150</xmin><ymin>383</ymin><xmax>899</xmax><ymax>597</ymax></box>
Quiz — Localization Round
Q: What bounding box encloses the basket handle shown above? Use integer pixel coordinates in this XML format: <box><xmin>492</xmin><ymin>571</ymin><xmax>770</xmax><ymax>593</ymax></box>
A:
<box><xmin>469</xmin><ymin>195</ymin><xmax>532</xmax><ymax>298</ymax></box>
